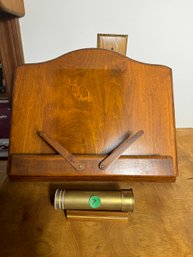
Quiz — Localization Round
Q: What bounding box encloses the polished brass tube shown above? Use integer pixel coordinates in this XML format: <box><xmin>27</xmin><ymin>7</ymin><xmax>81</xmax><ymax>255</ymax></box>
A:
<box><xmin>54</xmin><ymin>189</ymin><xmax>134</xmax><ymax>212</ymax></box>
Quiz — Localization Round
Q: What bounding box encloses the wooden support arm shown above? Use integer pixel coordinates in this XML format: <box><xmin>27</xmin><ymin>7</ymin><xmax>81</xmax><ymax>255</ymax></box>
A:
<box><xmin>38</xmin><ymin>131</ymin><xmax>85</xmax><ymax>171</ymax></box>
<box><xmin>38</xmin><ymin>130</ymin><xmax>144</xmax><ymax>172</ymax></box>
<box><xmin>99</xmin><ymin>130</ymin><xmax>144</xmax><ymax>170</ymax></box>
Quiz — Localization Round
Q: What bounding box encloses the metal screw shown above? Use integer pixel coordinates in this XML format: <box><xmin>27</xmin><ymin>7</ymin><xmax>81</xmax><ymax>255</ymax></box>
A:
<box><xmin>100</xmin><ymin>164</ymin><xmax>105</xmax><ymax>170</ymax></box>
<box><xmin>78</xmin><ymin>164</ymin><xmax>84</xmax><ymax>171</ymax></box>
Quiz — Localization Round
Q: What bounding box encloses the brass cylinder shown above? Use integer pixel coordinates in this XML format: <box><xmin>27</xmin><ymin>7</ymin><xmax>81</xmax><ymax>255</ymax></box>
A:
<box><xmin>54</xmin><ymin>189</ymin><xmax>134</xmax><ymax>212</ymax></box>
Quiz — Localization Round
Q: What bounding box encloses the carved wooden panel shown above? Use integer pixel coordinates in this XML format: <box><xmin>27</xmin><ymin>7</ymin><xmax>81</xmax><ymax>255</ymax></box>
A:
<box><xmin>8</xmin><ymin>49</ymin><xmax>177</xmax><ymax>181</ymax></box>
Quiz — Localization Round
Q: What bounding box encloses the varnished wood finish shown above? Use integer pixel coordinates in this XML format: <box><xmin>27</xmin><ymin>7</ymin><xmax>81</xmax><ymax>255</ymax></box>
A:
<box><xmin>66</xmin><ymin>210</ymin><xmax>129</xmax><ymax>221</ymax></box>
<box><xmin>9</xmin><ymin>48</ymin><xmax>177</xmax><ymax>180</ymax></box>
<box><xmin>38</xmin><ymin>131</ymin><xmax>85</xmax><ymax>171</ymax></box>
<box><xmin>38</xmin><ymin>130</ymin><xmax>144</xmax><ymax>172</ymax></box>
<box><xmin>10</xmin><ymin>154</ymin><xmax>174</xmax><ymax>181</ymax></box>
<box><xmin>0</xmin><ymin>13</ymin><xmax>24</xmax><ymax>100</ymax></box>
<box><xmin>0</xmin><ymin>129</ymin><xmax>193</xmax><ymax>256</ymax></box>
<box><xmin>0</xmin><ymin>0</ymin><xmax>25</xmax><ymax>17</ymax></box>
<box><xmin>99</xmin><ymin>130</ymin><xmax>144</xmax><ymax>170</ymax></box>
<box><xmin>97</xmin><ymin>34</ymin><xmax>128</xmax><ymax>55</ymax></box>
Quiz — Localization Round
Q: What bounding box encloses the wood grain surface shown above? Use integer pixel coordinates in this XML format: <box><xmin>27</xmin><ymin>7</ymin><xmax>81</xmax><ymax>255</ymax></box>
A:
<box><xmin>0</xmin><ymin>129</ymin><xmax>193</xmax><ymax>257</ymax></box>
<box><xmin>97</xmin><ymin>34</ymin><xmax>128</xmax><ymax>55</ymax></box>
<box><xmin>66</xmin><ymin>210</ymin><xmax>129</xmax><ymax>221</ymax></box>
<box><xmin>0</xmin><ymin>0</ymin><xmax>25</xmax><ymax>17</ymax></box>
<box><xmin>9</xmin><ymin>48</ymin><xmax>177</xmax><ymax>180</ymax></box>
<box><xmin>10</xmin><ymin>154</ymin><xmax>174</xmax><ymax>181</ymax></box>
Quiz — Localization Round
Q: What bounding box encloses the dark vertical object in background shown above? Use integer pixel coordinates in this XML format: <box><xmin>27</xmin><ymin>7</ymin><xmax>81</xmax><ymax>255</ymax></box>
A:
<box><xmin>0</xmin><ymin>99</ymin><xmax>11</xmax><ymax>158</ymax></box>
<box><xmin>0</xmin><ymin>13</ymin><xmax>24</xmax><ymax>101</ymax></box>
<box><xmin>0</xmin><ymin>64</ymin><xmax>6</xmax><ymax>94</ymax></box>
<box><xmin>0</xmin><ymin>64</ymin><xmax>10</xmax><ymax>159</ymax></box>
<box><xmin>0</xmin><ymin>100</ymin><xmax>10</xmax><ymax>138</ymax></box>
<box><xmin>0</xmin><ymin>0</ymin><xmax>25</xmax><ymax>158</ymax></box>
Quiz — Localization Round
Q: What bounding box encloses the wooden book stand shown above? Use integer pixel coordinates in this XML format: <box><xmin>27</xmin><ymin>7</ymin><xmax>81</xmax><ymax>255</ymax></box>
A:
<box><xmin>8</xmin><ymin>48</ymin><xmax>177</xmax><ymax>181</ymax></box>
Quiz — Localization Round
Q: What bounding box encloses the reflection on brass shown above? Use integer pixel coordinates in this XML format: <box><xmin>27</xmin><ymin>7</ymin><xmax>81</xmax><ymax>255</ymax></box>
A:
<box><xmin>54</xmin><ymin>189</ymin><xmax>134</xmax><ymax>212</ymax></box>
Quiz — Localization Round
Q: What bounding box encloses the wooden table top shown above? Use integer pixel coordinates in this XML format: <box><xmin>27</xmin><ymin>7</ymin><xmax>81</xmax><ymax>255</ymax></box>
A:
<box><xmin>0</xmin><ymin>129</ymin><xmax>193</xmax><ymax>257</ymax></box>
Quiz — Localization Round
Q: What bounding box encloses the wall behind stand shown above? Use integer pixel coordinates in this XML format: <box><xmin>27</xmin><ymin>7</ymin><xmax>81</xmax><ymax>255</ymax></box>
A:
<box><xmin>19</xmin><ymin>0</ymin><xmax>193</xmax><ymax>128</ymax></box>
